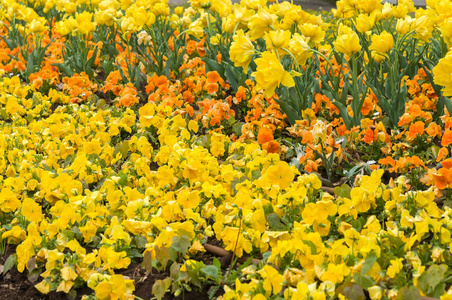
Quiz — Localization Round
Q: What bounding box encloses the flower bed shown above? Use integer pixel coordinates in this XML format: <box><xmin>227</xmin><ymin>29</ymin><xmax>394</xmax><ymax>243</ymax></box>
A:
<box><xmin>1</xmin><ymin>0</ymin><xmax>452</xmax><ymax>299</ymax></box>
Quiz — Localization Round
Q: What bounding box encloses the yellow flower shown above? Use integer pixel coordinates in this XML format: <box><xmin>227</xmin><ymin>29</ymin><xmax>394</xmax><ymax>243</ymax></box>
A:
<box><xmin>368</xmin><ymin>286</ymin><xmax>383</xmax><ymax>300</ymax></box>
<box><xmin>320</xmin><ymin>263</ymin><xmax>350</xmax><ymax>284</ymax></box>
<box><xmin>252</xmin><ymin>51</ymin><xmax>295</xmax><ymax>97</ymax></box>
<box><xmin>333</xmin><ymin>31</ymin><xmax>361</xmax><ymax>57</ymax></box>
<box><xmin>95</xmin><ymin>281</ymin><xmax>112</xmax><ymax>300</ymax></box>
<box><xmin>75</xmin><ymin>11</ymin><xmax>96</xmax><ymax>35</ymax></box>
<box><xmin>396</xmin><ymin>17</ymin><xmax>412</xmax><ymax>35</ymax></box>
<box><xmin>413</xmin><ymin>15</ymin><xmax>433</xmax><ymax>42</ymax></box>
<box><xmin>261</xmin><ymin>161</ymin><xmax>295</xmax><ymax>189</ymax></box>
<box><xmin>21</xmin><ymin>198</ymin><xmax>43</xmax><ymax>223</ymax></box>
<box><xmin>441</xmin><ymin>17</ymin><xmax>452</xmax><ymax>47</ymax></box>
<box><xmin>387</xmin><ymin>258</ymin><xmax>404</xmax><ymax>278</ymax></box>
<box><xmin>188</xmin><ymin>120</ymin><xmax>199</xmax><ymax>133</ymax></box>
<box><xmin>264</xmin><ymin>30</ymin><xmax>291</xmax><ymax>57</ymax></box>
<box><xmin>355</xmin><ymin>14</ymin><xmax>375</xmax><ymax>33</ymax></box>
<box><xmin>359</xmin><ymin>0</ymin><xmax>382</xmax><ymax>13</ymax></box>
<box><xmin>35</xmin><ymin>279</ymin><xmax>51</xmax><ymax>294</ymax></box>
<box><xmin>29</xmin><ymin>18</ymin><xmax>48</xmax><ymax>35</ymax></box>
<box><xmin>433</xmin><ymin>51</ymin><xmax>452</xmax><ymax>96</ymax></box>
<box><xmin>259</xmin><ymin>265</ymin><xmax>284</xmax><ymax>295</ymax></box>
<box><xmin>299</xmin><ymin>23</ymin><xmax>325</xmax><ymax>46</ymax></box>
<box><xmin>248</xmin><ymin>7</ymin><xmax>275</xmax><ymax>39</ymax></box>
<box><xmin>230</xmin><ymin>30</ymin><xmax>255</xmax><ymax>71</ymax></box>
<box><xmin>369</xmin><ymin>31</ymin><xmax>394</xmax><ymax>54</ymax></box>
<box><xmin>221</xmin><ymin>226</ymin><xmax>252</xmax><ymax>257</ymax></box>
<box><xmin>288</xmin><ymin>33</ymin><xmax>312</xmax><ymax>65</ymax></box>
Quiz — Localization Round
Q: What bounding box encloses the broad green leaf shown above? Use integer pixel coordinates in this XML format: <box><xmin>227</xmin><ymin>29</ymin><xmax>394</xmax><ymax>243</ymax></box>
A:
<box><xmin>3</xmin><ymin>254</ymin><xmax>16</xmax><ymax>275</ymax></box>
<box><xmin>397</xmin><ymin>286</ymin><xmax>422</xmax><ymax>300</ymax></box>
<box><xmin>119</xmin><ymin>141</ymin><xmax>129</xmax><ymax>159</ymax></box>
<box><xmin>233</xmin><ymin>122</ymin><xmax>244</xmax><ymax>137</ymax></box>
<box><xmin>353</xmin><ymin>273</ymin><xmax>374</xmax><ymax>289</ymax></box>
<box><xmin>266</xmin><ymin>213</ymin><xmax>286</xmax><ymax>231</ymax></box>
<box><xmin>361</xmin><ymin>252</ymin><xmax>377</xmax><ymax>275</ymax></box>
<box><xmin>418</xmin><ymin>264</ymin><xmax>447</xmax><ymax>293</ymax></box>
<box><xmin>171</xmin><ymin>235</ymin><xmax>191</xmax><ymax>255</ymax></box>
<box><xmin>343</xmin><ymin>284</ymin><xmax>366</xmax><ymax>300</ymax></box>
<box><xmin>201</xmin><ymin>265</ymin><xmax>219</xmax><ymax>279</ymax></box>
<box><xmin>152</xmin><ymin>278</ymin><xmax>171</xmax><ymax>300</ymax></box>
<box><xmin>334</xmin><ymin>184</ymin><xmax>352</xmax><ymax>199</ymax></box>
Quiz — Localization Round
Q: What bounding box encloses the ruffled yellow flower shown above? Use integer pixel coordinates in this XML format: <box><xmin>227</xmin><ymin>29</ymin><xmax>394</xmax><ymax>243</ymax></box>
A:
<box><xmin>252</xmin><ymin>51</ymin><xmax>295</xmax><ymax>97</ymax></box>
<box><xmin>229</xmin><ymin>29</ymin><xmax>255</xmax><ymax>71</ymax></box>
<box><xmin>247</xmin><ymin>7</ymin><xmax>275</xmax><ymax>40</ymax></box>
<box><xmin>433</xmin><ymin>51</ymin><xmax>452</xmax><ymax>96</ymax></box>
<box><xmin>287</xmin><ymin>34</ymin><xmax>312</xmax><ymax>67</ymax></box>
<box><xmin>264</xmin><ymin>30</ymin><xmax>291</xmax><ymax>57</ymax></box>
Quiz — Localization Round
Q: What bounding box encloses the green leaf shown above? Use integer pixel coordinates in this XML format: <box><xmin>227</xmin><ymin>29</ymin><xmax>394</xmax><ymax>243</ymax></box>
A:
<box><xmin>343</xmin><ymin>284</ymin><xmax>366</xmax><ymax>300</ymax></box>
<box><xmin>213</xmin><ymin>257</ymin><xmax>221</xmax><ymax>270</ymax></box>
<box><xmin>225</xmin><ymin>64</ymin><xmax>238</xmax><ymax>92</ymax></box>
<box><xmin>171</xmin><ymin>235</ymin><xmax>191</xmax><ymax>255</ymax></box>
<box><xmin>116</xmin><ymin>61</ymin><xmax>129</xmax><ymax>84</ymax></box>
<box><xmin>251</xmin><ymin>169</ymin><xmax>261</xmax><ymax>180</ymax></box>
<box><xmin>332</xmin><ymin>101</ymin><xmax>351</xmax><ymax>129</ymax></box>
<box><xmin>397</xmin><ymin>286</ymin><xmax>422</xmax><ymax>300</ymax></box>
<box><xmin>25</xmin><ymin>54</ymin><xmax>34</xmax><ymax>78</ymax></box>
<box><xmin>360</xmin><ymin>252</ymin><xmax>377</xmax><ymax>275</ymax></box>
<box><xmin>430</xmin><ymin>282</ymin><xmax>446</xmax><ymax>298</ymax></box>
<box><xmin>152</xmin><ymin>278</ymin><xmax>171</xmax><ymax>300</ymax></box>
<box><xmin>85</xmin><ymin>45</ymin><xmax>98</xmax><ymax>69</ymax></box>
<box><xmin>233</xmin><ymin>122</ymin><xmax>244</xmax><ymax>137</ymax></box>
<box><xmin>334</xmin><ymin>184</ymin><xmax>351</xmax><ymax>199</ymax></box>
<box><xmin>3</xmin><ymin>254</ymin><xmax>16</xmax><ymax>275</ymax></box>
<box><xmin>275</xmin><ymin>88</ymin><xmax>301</xmax><ymax>125</ymax></box>
<box><xmin>119</xmin><ymin>141</ymin><xmax>129</xmax><ymax>159</ymax></box>
<box><xmin>0</xmin><ymin>109</ymin><xmax>7</xmax><ymax>120</ymax></box>
<box><xmin>134</xmin><ymin>235</ymin><xmax>147</xmax><ymax>248</ymax></box>
<box><xmin>201</xmin><ymin>265</ymin><xmax>219</xmax><ymax>279</ymax></box>
<box><xmin>353</xmin><ymin>273</ymin><xmax>374</xmax><ymax>289</ymax></box>
<box><xmin>202</xmin><ymin>57</ymin><xmax>224</xmax><ymax>75</ymax></box>
<box><xmin>302</xmin><ymin>240</ymin><xmax>317</xmax><ymax>255</ymax></box>
<box><xmin>142</xmin><ymin>250</ymin><xmax>153</xmax><ymax>273</ymax></box>
<box><xmin>266</xmin><ymin>213</ymin><xmax>286</xmax><ymax>231</ymax></box>
<box><xmin>418</xmin><ymin>264</ymin><xmax>447</xmax><ymax>293</ymax></box>
<box><xmin>27</xmin><ymin>268</ymin><xmax>40</xmax><ymax>283</ymax></box>
<box><xmin>52</xmin><ymin>63</ymin><xmax>74</xmax><ymax>77</ymax></box>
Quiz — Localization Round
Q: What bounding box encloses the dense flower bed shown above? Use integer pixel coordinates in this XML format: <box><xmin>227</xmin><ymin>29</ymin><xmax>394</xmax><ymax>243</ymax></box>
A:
<box><xmin>2</xmin><ymin>0</ymin><xmax>452</xmax><ymax>299</ymax></box>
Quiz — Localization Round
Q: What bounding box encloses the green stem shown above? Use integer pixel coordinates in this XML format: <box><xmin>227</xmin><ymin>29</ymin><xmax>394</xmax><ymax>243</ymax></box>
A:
<box><xmin>351</xmin><ymin>54</ymin><xmax>360</xmax><ymax>125</ymax></box>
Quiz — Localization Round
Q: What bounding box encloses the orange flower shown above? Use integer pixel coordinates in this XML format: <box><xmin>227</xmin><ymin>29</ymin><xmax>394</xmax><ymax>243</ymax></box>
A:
<box><xmin>216</xmin><ymin>52</ymin><xmax>222</xmax><ymax>64</ymax></box>
<box><xmin>235</xmin><ymin>86</ymin><xmax>247</xmax><ymax>104</ymax></box>
<box><xmin>437</xmin><ymin>147</ymin><xmax>449</xmax><ymax>162</ymax></box>
<box><xmin>408</xmin><ymin>121</ymin><xmax>424</xmax><ymax>139</ymax></box>
<box><xmin>336</xmin><ymin>124</ymin><xmax>347</xmax><ymax>137</ymax></box>
<box><xmin>426</xmin><ymin>122</ymin><xmax>441</xmax><ymax>138</ymax></box>
<box><xmin>206</xmin><ymin>82</ymin><xmax>219</xmax><ymax>94</ymax></box>
<box><xmin>304</xmin><ymin>159</ymin><xmax>318</xmax><ymax>173</ymax></box>
<box><xmin>433</xmin><ymin>159</ymin><xmax>452</xmax><ymax>189</ymax></box>
<box><xmin>206</xmin><ymin>71</ymin><xmax>224</xmax><ymax>86</ymax></box>
<box><xmin>441</xmin><ymin>129</ymin><xmax>452</xmax><ymax>147</ymax></box>
<box><xmin>362</xmin><ymin>127</ymin><xmax>375</xmax><ymax>144</ymax></box>
<box><xmin>257</xmin><ymin>127</ymin><xmax>274</xmax><ymax>144</ymax></box>
<box><xmin>262</xmin><ymin>140</ymin><xmax>281</xmax><ymax>153</ymax></box>
<box><xmin>378</xmin><ymin>156</ymin><xmax>396</xmax><ymax>172</ymax></box>
<box><xmin>183</xmin><ymin>90</ymin><xmax>194</xmax><ymax>104</ymax></box>
<box><xmin>301</xmin><ymin>131</ymin><xmax>313</xmax><ymax>144</ymax></box>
